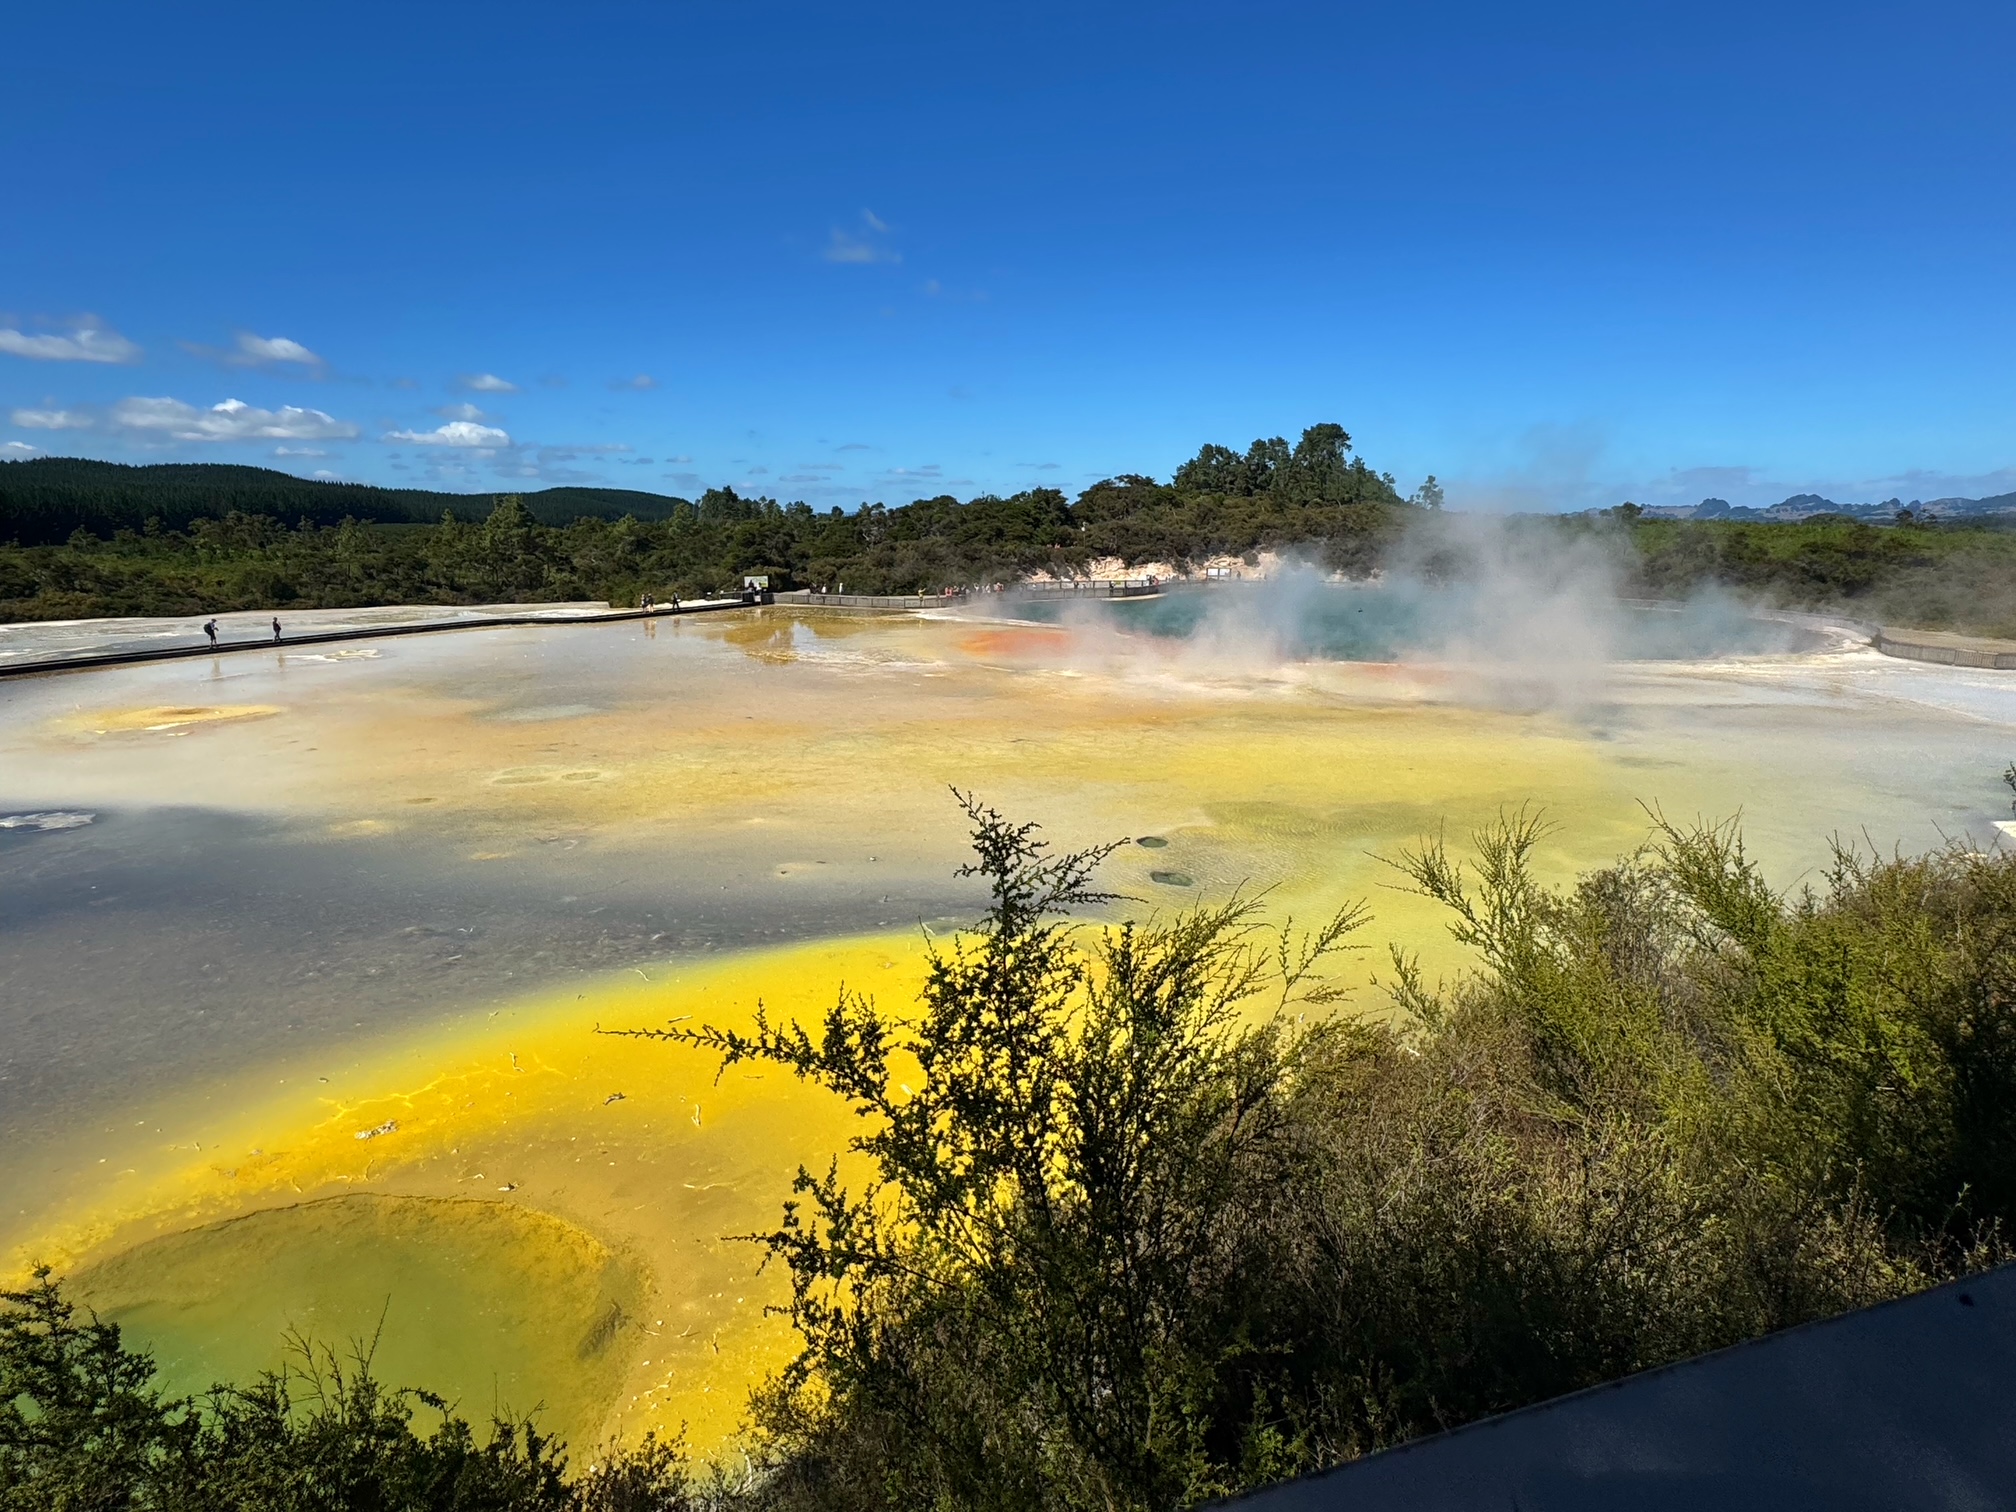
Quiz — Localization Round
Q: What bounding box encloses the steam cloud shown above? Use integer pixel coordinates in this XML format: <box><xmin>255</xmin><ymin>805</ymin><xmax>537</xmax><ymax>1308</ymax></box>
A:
<box><xmin>995</xmin><ymin>515</ymin><xmax>1815</xmax><ymax>716</ymax></box>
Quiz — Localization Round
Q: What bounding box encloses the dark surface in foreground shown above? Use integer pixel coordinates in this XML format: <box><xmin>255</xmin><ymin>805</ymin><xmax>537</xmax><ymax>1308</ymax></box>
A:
<box><xmin>1226</xmin><ymin>1264</ymin><xmax>2016</xmax><ymax>1511</ymax></box>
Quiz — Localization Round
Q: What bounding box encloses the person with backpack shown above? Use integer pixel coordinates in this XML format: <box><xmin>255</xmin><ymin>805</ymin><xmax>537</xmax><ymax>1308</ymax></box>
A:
<box><xmin>203</xmin><ymin>619</ymin><xmax>219</xmax><ymax>648</ymax></box>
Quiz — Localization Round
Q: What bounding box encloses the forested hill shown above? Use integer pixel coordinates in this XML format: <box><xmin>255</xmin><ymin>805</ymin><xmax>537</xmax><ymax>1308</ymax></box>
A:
<box><xmin>0</xmin><ymin>457</ymin><xmax>691</xmax><ymax>541</ymax></box>
<box><xmin>0</xmin><ymin>425</ymin><xmax>1419</xmax><ymax>619</ymax></box>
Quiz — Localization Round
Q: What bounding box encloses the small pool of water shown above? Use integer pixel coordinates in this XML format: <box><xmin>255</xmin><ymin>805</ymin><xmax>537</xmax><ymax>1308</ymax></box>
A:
<box><xmin>1002</xmin><ymin>584</ymin><xmax>1824</xmax><ymax>661</ymax></box>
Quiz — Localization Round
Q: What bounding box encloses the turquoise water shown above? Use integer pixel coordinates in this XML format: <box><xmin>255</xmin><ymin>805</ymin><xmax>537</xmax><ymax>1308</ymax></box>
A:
<box><xmin>1004</xmin><ymin>583</ymin><xmax>1823</xmax><ymax>662</ymax></box>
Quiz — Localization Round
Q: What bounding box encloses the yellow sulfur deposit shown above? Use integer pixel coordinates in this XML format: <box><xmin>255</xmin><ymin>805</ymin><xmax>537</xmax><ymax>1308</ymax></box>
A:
<box><xmin>2</xmin><ymin>606</ymin><xmax>2004</xmax><ymax>1459</ymax></box>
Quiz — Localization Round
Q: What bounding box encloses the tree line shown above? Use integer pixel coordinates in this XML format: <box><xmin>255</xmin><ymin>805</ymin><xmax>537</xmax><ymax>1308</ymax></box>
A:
<box><xmin>0</xmin><ymin>458</ymin><xmax>691</xmax><ymax>542</ymax></box>
<box><xmin>0</xmin><ymin>425</ymin><xmax>1414</xmax><ymax>620</ymax></box>
<box><xmin>9</xmin><ymin>794</ymin><xmax>2016</xmax><ymax>1509</ymax></box>
<box><xmin>1618</xmin><ymin>513</ymin><xmax>2016</xmax><ymax>639</ymax></box>
<box><xmin>6</xmin><ymin>432</ymin><xmax>2016</xmax><ymax>637</ymax></box>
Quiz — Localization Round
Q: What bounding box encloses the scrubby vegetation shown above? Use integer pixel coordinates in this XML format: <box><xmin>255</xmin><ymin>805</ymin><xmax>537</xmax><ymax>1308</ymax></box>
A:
<box><xmin>0</xmin><ymin>425</ymin><xmax>1409</xmax><ymax>620</ymax></box>
<box><xmin>633</xmin><ymin>799</ymin><xmax>2015</xmax><ymax>1509</ymax></box>
<box><xmin>13</xmin><ymin>796</ymin><xmax>2015</xmax><ymax>1511</ymax></box>
<box><xmin>1622</xmin><ymin>514</ymin><xmax>2016</xmax><ymax>638</ymax></box>
<box><xmin>0</xmin><ymin>1283</ymin><xmax>706</xmax><ymax>1510</ymax></box>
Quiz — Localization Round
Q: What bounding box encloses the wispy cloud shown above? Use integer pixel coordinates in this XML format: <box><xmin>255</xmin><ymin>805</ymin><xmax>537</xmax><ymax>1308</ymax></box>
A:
<box><xmin>1634</xmin><ymin>461</ymin><xmax>2016</xmax><ymax>511</ymax></box>
<box><xmin>534</xmin><ymin>444</ymin><xmax>629</xmax><ymax>462</ymax></box>
<box><xmin>610</xmin><ymin>373</ymin><xmax>656</xmax><ymax>390</ymax></box>
<box><xmin>238</xmin><ymin>333</ymin><xmax>322</xmax><ymax>366</ymax></box>
<box><xmin>186</xmin><ymin>332</ymin><xmax>327</xmax><ymax>370</ymax></box>
<box><xmin>0</xmin><ymin>316</ymin><xmax>141</xmax><ymax>365</ymax></box>
<box><xmin>112</xmin><ymin>396</ymin><xmax>359</xmax><ymax>443</ymax></box>
<box><xmin>921</xmin><ymin>279</ymin><xmax>988</xmax><ymax>303</ymax></box>
<box><xmin>383</xmin><ymin>420</ymin><xmax>512</xmax><ymax>448</ymax></box>
<box><xmin>435</xmin><ymin>402</ymin><xmax>492</xmax><ymax>422</ymax></box>
<box><xmin>879</xmin><ymin>464</ymin><xmax>944</xmax><ymax>483</ymax></box>
<box><xmin>823</xmin><ymin>210</ymin><xmax>900</xmax><ymax>265</ymax></box>
<box><xmin>2</xmin><ymin>441</ymin><xmax>37</xmax><ymax>456</ymax></box>
<box><xmin>274</xmin><ymin>446</ymin><xmax>327</xmax><ymax>457</ymax></box>
<box><xmin>11</xmin><ymin>407</ymin><xmax>92</xmax><ymax>430</ymax></box>
<box><xmin>453</xmin><ymin>372</ymin><xmax>519</xmax><ymax>393</ymax></box>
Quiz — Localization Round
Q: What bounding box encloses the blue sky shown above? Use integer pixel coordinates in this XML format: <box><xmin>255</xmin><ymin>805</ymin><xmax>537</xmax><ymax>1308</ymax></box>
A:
<box><xmin>3</xmin><ymin>0</ymin><xmax>2011</xmax><ymax>511</ymax></box>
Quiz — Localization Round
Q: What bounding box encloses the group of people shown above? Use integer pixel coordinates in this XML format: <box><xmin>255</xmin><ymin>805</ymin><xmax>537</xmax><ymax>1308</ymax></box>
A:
<box><xmin>637</xmin><ymin>593</ymin><xmax>682</xmax><ymax>612</ymax></box>
<box><xmin>200</xmin><ymin>617</ymin><xmax>285</xmax><ymax>647</ymax></box>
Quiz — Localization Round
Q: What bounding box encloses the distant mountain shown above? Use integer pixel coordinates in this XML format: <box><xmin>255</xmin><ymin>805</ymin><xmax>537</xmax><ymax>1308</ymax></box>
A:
<box><xmin>0</xmin><ymin>458</ymin><xmax>693</xmax><ymax>544</ymax></box>
<box><xmin>1629</xmin><ymin>488</ymin><xmax>2016</xmax><ymax>524</ymax></box>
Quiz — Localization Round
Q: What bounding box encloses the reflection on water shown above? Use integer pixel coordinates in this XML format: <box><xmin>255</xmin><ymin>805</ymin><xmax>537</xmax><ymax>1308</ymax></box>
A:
<box><xmin>2</xmin><ymin>605</ymin><xmax>2012</xmax><ymax>1456</ymax></box>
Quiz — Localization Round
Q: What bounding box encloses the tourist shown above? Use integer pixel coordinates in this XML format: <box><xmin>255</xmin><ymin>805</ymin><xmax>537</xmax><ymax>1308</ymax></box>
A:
<box><xmin>203</xmin><ymin>619</ymin><xmax>218</xmax><ymax>647</ymax></box>
<box><xmin>271</xmin><ymin>618</ymin><xmax>282</xmax><ymax>643</ymax></box>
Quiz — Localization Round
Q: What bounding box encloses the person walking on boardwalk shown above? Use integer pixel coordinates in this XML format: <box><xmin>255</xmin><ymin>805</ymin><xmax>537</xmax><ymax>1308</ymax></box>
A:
<box><xmin>203</xmin><ymin>619</ymin><xmax>218</xmax><ymax>648</ymax></box>
<box><xmin>271</xmin><ymin>617</ymin><xmax>283</xmax><ymax>643</ymax></box>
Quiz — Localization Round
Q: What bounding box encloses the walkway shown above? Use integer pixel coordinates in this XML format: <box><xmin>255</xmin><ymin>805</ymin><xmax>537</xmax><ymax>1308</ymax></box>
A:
<box><xmin>0</xmin><ymin>598</ymin><xmax>748</xmax><ymax>681</ymax></box>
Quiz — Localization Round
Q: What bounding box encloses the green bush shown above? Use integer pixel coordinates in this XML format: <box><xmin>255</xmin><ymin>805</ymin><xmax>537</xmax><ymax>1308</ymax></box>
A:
<box><xmin>616</xmin><ymin>799</ymin><xmax>2015</xmax><ymax>1510</ymax></box>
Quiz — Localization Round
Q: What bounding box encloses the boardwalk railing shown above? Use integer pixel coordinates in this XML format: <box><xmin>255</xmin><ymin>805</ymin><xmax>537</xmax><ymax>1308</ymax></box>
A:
<box><xmin>771</xmin><ymin>590</ymin><xmax>968</xmax><ymax>611</ymax></box>
<box><xmin>1006</xmin><ymin>579</ymin><xmax>1160</xmax><ymax>598</ymax></box>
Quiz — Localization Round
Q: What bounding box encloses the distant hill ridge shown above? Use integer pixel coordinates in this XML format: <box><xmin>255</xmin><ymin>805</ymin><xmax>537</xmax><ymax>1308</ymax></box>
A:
<box><xmin>0</xmin><ymin>457</ymin><xmax>692</xmax><ymax>543</ymax></box>
<box><xmin>1632</xmin><ymin>489</ymin><xmax>2016</xmax><ymax>523</ymax></box>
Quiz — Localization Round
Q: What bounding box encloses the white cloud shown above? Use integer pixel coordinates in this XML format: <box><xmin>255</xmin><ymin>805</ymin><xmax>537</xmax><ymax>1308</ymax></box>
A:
<box><xmin>273</xmin><ymin>446</ymin><xmax>327</xmax><ymax>457</ymax></box>
<box><xmin>233</xmin><ymin>333</ymin><xmax>324</xmax><ymax>367</ymax></box>
<box><xmin>0</xmin><ymin>317</ymin><xmax>141</xmax><ymax>364</ymax></box>
<box><xmin>861</xmin><ymin>209</ymin><xmax>889</xmax><ymax>233</ymax></box>
<box><xmin>11</xmin><ymin>407</ymin><xmax>92</xmax><ymax>430</ymax></box>
<box><xmin>2</xmin><ymin>441</ymin><xmax>37</xmax><ymax>456</ymax></box>
<box><xmin>611</xmin><ymin>373</ymin><xmax>656</xmax><ymax>390</ymax></box>
<box><xmin>436</xmin><ymin>402</ymin><xmax>491</xmax><ymax>421</ymax></box>
<box><xmin>383</xmin><ymin>419</ymin><xmax>513</xmax><ymax>447</ymax></box>
<box><xmin>111</xmin><ymin>396</ymin><xmax>361</xmax><ymax>443</ymax></box>
<box><xmin>455</xmin><ymin>372</ymin><xmax>519</xmax><ymax>393</ymax></box>
<box><xmin>824</xmin><ymin>228</ymin><xmax>900</xmax><ymax>264</ymax></box>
